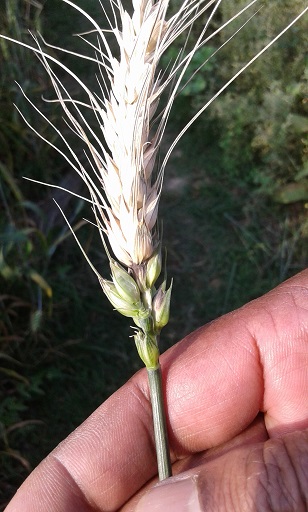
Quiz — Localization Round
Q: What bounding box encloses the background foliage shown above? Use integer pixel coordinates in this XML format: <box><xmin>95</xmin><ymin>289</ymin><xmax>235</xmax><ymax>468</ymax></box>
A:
<box><xmin>0</xmin><ymin>0</ymin><xmax>307</xmax><ymax>508</ymax></box>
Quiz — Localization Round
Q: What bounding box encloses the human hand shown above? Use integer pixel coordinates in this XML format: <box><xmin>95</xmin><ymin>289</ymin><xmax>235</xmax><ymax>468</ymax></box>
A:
<box><xmin>5</xmin><ymin>270</ymin><xmax>308</xmax><ymax>511</ymax></box>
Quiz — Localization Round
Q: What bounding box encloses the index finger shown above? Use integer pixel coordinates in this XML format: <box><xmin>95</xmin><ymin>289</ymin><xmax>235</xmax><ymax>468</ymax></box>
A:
<box><xmin>6</xmin><ymin>270</ymin><xmax>308</xmax><ymax>512</ymax></box>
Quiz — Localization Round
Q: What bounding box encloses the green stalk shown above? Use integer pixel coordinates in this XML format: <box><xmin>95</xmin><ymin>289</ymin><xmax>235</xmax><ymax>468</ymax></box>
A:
<box><xmin>147</xmin><ymin>363</ymin><xmax>172</xmax><ymax>480</ymax></box>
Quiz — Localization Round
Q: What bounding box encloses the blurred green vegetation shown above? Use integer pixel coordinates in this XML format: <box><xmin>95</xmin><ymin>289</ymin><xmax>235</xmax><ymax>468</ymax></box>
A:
<box><xmin>0</xmin><ymin>0</ymin><xmax>307</xmax><ymax>508</ymax></box>
<box><xmin>172</xmin><ymin>0</ymin><xmax>308</xmax><ymax>198</ymax></box>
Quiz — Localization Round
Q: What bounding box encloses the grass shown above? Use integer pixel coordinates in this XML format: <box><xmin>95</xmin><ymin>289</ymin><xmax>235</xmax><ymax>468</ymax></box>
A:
<box><xmin>0</xmin><ymin>0</ymin><xmax>307</xmax><ymax>508</ymax></box>
<box><xmin>160</xmin><ymin>125</ymin><xmax>306</xmax><ymax>348</ymax></box>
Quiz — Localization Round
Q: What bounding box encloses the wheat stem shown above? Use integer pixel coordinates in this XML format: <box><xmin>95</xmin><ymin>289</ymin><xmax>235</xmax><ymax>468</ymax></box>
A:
<box><xmin>147</xmin><ymin>364</ymin><xmax>172</xmax><ymax>480</ymax></box>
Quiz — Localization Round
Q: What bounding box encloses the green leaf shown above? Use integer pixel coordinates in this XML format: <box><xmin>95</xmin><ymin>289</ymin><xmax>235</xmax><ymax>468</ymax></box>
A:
<box><xmin>0</xmin><ymin>367</ymin><xmax>29</xmax><ymax>385</ymax></box>
<box><xmin>295</xmin><ymin>162</ymin><xmax>308</xmax><ymax>181</ymax></box>
<box><xmin>287</xmin><ymin>114</ymin><xmax>308</xmax><ymax>134</ymax></box>
<box><xmin>28</xmin><ymin>270</ymin><xmax>53</xmax><ymax>298</ymax></box>
<box><xmin>273</xmin><ymin>180</ymin><xmax>308</xmax><ymax>204</ymax></box>
<box><xmin>0</xmin><ymin>162</ymin><xmax>23</xmax><ymax>202</ymax></box>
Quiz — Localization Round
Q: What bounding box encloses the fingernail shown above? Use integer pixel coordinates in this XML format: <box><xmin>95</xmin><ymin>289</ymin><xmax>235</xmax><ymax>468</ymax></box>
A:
<box><xmin>135</xmin><ymin>476</ymin><xmax>201</xmax><ymax>512</ymax></box>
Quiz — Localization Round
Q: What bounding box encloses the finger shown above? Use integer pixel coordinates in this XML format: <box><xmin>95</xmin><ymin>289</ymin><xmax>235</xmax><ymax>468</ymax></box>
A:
<box><xmin>121</xmin><ymin>414</ymin><xmax>269</xmax><ymax>512</ymax></box>
<box><xmin>6</xmin><ymin>271</ymin><xmax>308</xmax><ymax>512</ymax></box>
<box><xmin>134</xmin><ymin>428</ymin><xmax>308</xmax><ymax>512</ymax></box>
<box><xmin>247</xmin><ymin>272</ymin><xmax>308</xmax><ymax>436</ymax></box>
<box><xmin>163</xmin><ymin>269</ymin><xmax>308</xmax><ymax>453</ymax></box>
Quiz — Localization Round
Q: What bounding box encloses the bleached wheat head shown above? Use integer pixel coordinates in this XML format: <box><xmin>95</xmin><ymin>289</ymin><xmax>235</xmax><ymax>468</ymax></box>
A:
<box><xmin>8</xmin><ymin>0</ymin><xmax>259</xmax><ymax>269</ymax></box>
<box><xmin>18</xmin><ymin>0</ymin><xmax>226</xmax><ymax>365</ymax></box>
<box><xmin>1</xmin><ymin>0</ymin><xmax>307</xmax><ymax>366</ymax></box>
<box><xmin>35</xmin><ymin>0</ymin><xmax>223</xmax><ymax>271</ymax></box>
<box><xmin>4</xmin><ymin>0</ymin><xmax>237</xmax><ymax>366</ymax></box>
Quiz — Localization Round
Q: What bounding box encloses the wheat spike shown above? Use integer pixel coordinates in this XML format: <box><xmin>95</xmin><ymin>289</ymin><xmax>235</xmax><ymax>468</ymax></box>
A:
<box><xmin>1</xmin><ymin>1</ymin><xmax>258</xmax><ymax>268</ymax></box>
<box><xmin>1</xmin><ymin>0</ymin><xmax>306</xmax><ymax>347</ymax></box>
<box><xmin>40</xmin><ymin>0</ymin><xmax>223</xmax><ymax>269</ymax></box>
<box><xmin>1</xmin><ymin>0</ymin><xmax>306</xmax><ymax>350</ymax></box>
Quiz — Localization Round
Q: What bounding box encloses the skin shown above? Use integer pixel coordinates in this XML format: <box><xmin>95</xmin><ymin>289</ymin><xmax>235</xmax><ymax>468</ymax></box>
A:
<box><xmin>5</xmin><ymin>269</ymin><xmax>308</xmax><ymax>511</ymax></box>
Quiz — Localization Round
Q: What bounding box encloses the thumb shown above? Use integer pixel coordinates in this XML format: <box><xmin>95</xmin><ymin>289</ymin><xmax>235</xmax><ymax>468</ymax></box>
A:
<box><xmin>134</xmin><ymin>429</ymin><xmax>308</xmax><ymax>512</ymax></box>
